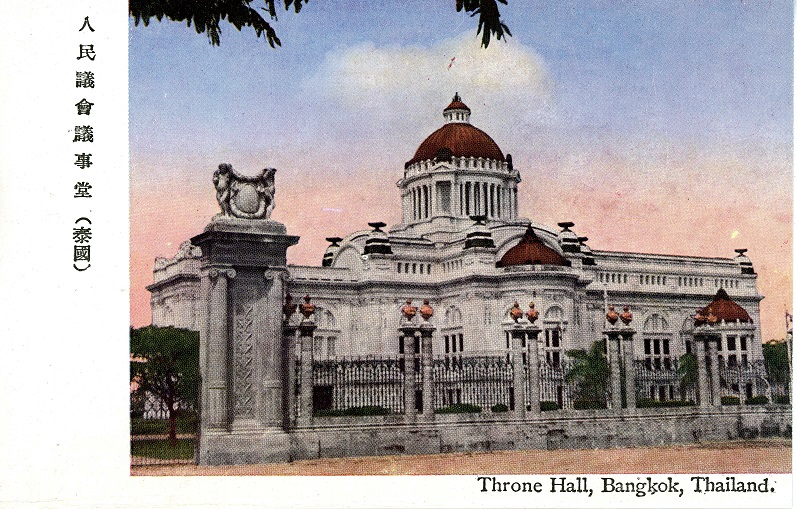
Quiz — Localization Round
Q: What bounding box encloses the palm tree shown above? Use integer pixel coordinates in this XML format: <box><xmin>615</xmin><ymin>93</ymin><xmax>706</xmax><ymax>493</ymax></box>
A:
<box><xmin>566</xmin><ymin>341</ymin><xmax>610</xmax><ymax>409</ymax></box>
<box><xmin>677</xmin><ymin>353</ymin><xmax>698</xmax><ymax>401</ymax></box>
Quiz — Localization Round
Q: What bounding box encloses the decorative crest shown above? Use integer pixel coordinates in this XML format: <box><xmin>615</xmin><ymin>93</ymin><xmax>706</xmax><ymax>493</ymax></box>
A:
<box><xmin>420</xmin><ymin>299</ymin><xmax>434</xmax><ymax>321</ymax></box>
<box><xmin>299</xmin><ymin>295</ymin><xmax>315</xmax><ymax>320</ymax></box>
<box><xmin>620</xmin><ymin>305</ymin><xmax>633</xmax><ymax>326</ymax></box>
<box><xmin>401</xmin><ymin>299</ymin><xmax>417</xmax><ymax>321</ymax></box>
<box><xmin>509</xmin><ymin>301</ymin><xmax>523</xmax><ymax>322</ymax></box>
<box><xmin>213</xmin><ymin>163</ymin><xmax>276</xmax><ymax>219</ymax></box>
<box><xmin>526</xmin><ymin>302</ymin><xmax>539</xmax><ymax>324</ymax></box>
<box><xmin>283</xmin><ymin>293</ymin><xmax>297</xmax><ymax>321</ymax></box>
<box><xmin>606</xmin><ymin>305</ymin><xmax>619</xmax><ymax>325</ymax></box>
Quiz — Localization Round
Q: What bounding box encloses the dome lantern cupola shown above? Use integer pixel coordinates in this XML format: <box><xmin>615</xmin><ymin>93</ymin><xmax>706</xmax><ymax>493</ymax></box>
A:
<box><xmin>363</xmin><ymin>222</ymin><xmax>393</xmax><ymax>255</ymax></box>
<box><xmin>322</xmin><ymin>237</ymin><xmax>343</xmax><ymax>267</ymax></box>
<box><xmin>443</xmin><ymin>92</ymin><xmax>471</xmax><ymax>123</ymax></box>
<box><xmin>734</xmin><ymin>248</ymin><xmax>756</xmax><ymax>275</ymax></box>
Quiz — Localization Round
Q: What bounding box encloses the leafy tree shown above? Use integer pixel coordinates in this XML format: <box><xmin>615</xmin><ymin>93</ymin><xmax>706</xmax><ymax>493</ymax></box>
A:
<box><xmin>566</xmin><ymin>341</ymin><xmax>609</xmax><ymax>407</ymax></box>
<box><xmin>763</xmin><ymin>339</ymin><xmax>790</xmax><ymax>384</ymax></box>
<box><xmin>130</xmin><ymin>326</ymin><xmax>200</xmax><ymax>446</ymax></box>
<box><xmin>677</xmin><ymin>352</ymin><xmax>698</xmax><ymax>400</ymax></box>
<box><xmin>129</xmin><ymin>0</ymin><xmax>512</xmax><ymax>48</ymax></box>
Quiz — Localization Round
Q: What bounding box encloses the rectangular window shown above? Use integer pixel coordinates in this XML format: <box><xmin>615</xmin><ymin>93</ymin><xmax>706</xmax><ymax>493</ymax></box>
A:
<box><xmin>727</xmin><ymin>336</ymin><xmax>736</xmax><ymax>351</ymax></box>
<box><xmin>653</xmin><ymin>339</ymin><xmax>661</xmax><ymax>355</ymax></box>
<box><xmin>740</xmin><ymin>336</ymin><xmax>747</xmax><ymax>351</ymax></box>
<box><xmin>399</xmin><ymin>336</ymin><xmax>404</xmax><ymax>354</ymax></box>
<box><xmin>663</xmin><ymin>339</ymin><xmax>670</xmax><ymax>355</ymax></box>
<box><xmin>644</xmin><ymin>339</ymin><xmax>651</xmax><ymax>355</ymax></box>
<box><xmin>459</xmin><ymin>334</ymin><xmax>464</xmax><ymax>352</ymax></box>
<box><xmin>445</xmin><ymin>335</ymin><xmax>450</xmax><ymax>354</ymax></box>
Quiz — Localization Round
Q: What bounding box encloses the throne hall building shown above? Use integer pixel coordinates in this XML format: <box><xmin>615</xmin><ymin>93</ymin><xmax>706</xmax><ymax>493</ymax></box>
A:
<box><xmin>148</xmin><ymin>95</ymin><xmax>764</xmax><ymax>396</ymax></box>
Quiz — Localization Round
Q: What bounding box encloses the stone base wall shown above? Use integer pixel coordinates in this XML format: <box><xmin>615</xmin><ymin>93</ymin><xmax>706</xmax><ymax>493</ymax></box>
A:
<box><xmin>197</xmin><ymin>406</ymin><xmax>791</xmax><ymax>465</ymax></box>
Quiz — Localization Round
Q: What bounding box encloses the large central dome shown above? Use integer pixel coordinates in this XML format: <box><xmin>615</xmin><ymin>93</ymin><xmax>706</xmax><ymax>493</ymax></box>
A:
<box><xmin>406</xmin><ymin>94</ymin><xmax>505</xmax><ymax>167</ymax></box>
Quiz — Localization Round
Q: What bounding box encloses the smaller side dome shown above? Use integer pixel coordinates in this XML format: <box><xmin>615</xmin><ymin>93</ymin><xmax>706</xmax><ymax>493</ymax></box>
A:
<box><xmin>557</xmin><ymin>222</ymin><xmax>580</xmax><ymax>254</ymax></box>
<box><xmin>698</xmin><ymin>288</ymin><xmax>753</xmax><ymax>324</ymax></box>
<box><xmin>464</xmin><ymin>215</ymin><xmax>495</xmax><ymax>249</ymax></box>
<box><xmin>322</xmin><ymin>237</ymin><xmax>343</xmax><ymax>267</ymax></box>
<box><xmin>497</xmin><ymin>225</ymin><xmax>570</xmax><ymax>267</ymax></box>
<box><xmin>734</xmin><ymin>248</ymin><xmax>756</xmax><ymax>275</ymax></box>
<box><xmin>363</xmin><ymin>222</ymin><xmax>393</xmax><ymax>255</ymax></box>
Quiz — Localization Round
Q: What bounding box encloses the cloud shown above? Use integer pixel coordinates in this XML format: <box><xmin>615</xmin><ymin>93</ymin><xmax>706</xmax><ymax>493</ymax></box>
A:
<box><xmin>304</xmin><ymin>33</ymin><xmax>553</xmax><ymax>140</ymax></box>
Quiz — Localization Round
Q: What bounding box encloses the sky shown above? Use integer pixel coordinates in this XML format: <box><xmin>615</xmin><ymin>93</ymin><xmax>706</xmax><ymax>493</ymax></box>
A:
<box><xmin>129</xmin><ymin>0</ymin><xmax>793</xmax><ymax>341</ymax></box>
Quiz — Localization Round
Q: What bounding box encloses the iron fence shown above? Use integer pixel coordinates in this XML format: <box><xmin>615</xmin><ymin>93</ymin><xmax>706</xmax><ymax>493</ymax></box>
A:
<box><xmin>432</xmin><ymin>354</ymin><xmax>513</xmax><ymax>410</ymax></box>
<box><xmin>633</xmin><ymin>359</ymin><xmax>693</xmax><ymax>403</ymax></box>
<box><xmin>312</xmin><ymin>356</ymin><xmax>405</xmax><ymax>414</ymax></box>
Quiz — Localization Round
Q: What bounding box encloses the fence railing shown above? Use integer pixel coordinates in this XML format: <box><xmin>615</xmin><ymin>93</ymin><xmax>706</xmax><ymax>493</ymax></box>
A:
<box><xmin>432</xmin><ymin>355</ymin><xmax>513</xmax><ymax>410</ymax></box>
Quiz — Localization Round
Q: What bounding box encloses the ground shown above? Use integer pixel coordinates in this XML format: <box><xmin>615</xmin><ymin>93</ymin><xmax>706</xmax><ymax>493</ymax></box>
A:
<box><xmin>131</xmin><ymin>439</ymin><xmax>790</xmax><ymax>476</ymax></box>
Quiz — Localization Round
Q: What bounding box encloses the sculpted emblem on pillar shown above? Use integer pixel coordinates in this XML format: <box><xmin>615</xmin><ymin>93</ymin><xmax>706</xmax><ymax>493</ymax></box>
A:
<box><xmin>213</xmin><ymin>163</ymin><xmax>277</xmax><ymax>219</ymax></box>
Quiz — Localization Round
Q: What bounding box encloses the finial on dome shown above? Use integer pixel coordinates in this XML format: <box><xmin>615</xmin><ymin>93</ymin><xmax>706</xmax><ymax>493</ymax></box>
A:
<box><xmin>443</xmin><ymin>93</ymin><xmax>471</xmax><ymax>123</ymax></box>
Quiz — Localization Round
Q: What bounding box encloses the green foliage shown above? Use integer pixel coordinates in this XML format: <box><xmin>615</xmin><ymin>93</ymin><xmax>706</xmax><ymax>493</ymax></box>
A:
<box><xmin>491</xmin><ymin>403</ymin><xmax>509</xmax><ymax>412</ymax></box>
<box><xmin>763</xmin><ymin>340</ymin><xmax>790</xmax><ymax>384</ymax></box>
<box><xmin>775</xmin><ymin>395</ymin><xmax>790</xmax><ymax>404</ymax></box>
<box><xmin>539</xmin><ymin>401</ymin><xmax>560</xmax><ymax>411</ymax></box>
<box><xmin>131</xmin><ymin>439</ymin><xmax>194</xmax><ymax>460</ymax></box>
<box><xmin>572</xmin><ymin>399</ymin><xmax>607</xmax><ymax>410</ymax></box>
<box><xmin>130</xmin><ymin>0</ymin><xmax>512</xmax><ymax>48</ymax></box>
<box><xmin>721</xmin><ymin>396</ymin><xmax>740</xmax><ymax>406</ymax></box>
<box><xmin>131</xmin><ymin>412</ymin><xmax>198</xmax><ymax>435</ymax></box>
<box><xmin>435</xmin><ymin>403</ymin><xmax>482</xmax><ymax>414</ymax></box>
<box><xmin>745</xmin><ymin>395</ymin><xmax>769</xmax><ymax>405</ymax></box>
<box><xmin>636</xmin><ymin>398</ymin><xmax>695</xmax><ymax>408</ymax></box>
<box><xmin>314</xmin><ymin>405</ymin><xmax>391</xmax><ymax>417</ymax></box>
<box><xmin>456</xmin><ymin>0</ymin><xmax>512</xmax><ymax>48</ymax></box>
<box><xmin>130</xmin><ymin>326</ymin><xmax>200</xmax><ymax>444</ymax></box>
<box><xmin>565</xmin><ymin>341</ymin><xmax>609</xmax><ymax>408</ymax></box>
<box><xmin>677</xmin><ymin>353</ymin><xmax>698</xmax><ymax>397</ymax></box>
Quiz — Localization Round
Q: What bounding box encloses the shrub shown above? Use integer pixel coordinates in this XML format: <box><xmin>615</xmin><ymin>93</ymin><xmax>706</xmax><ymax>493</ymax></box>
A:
<box><xmin>636</xmin><ymin>398</ymin><xmax>695</xmax><ymax>408</ymax></box>
<box><xmin>573</xmin><ymin>399</ymin><xmax>607</xmax><ymax>410</ymax></box>
<box><xmin>775</xmin><ymin>395</ymin><xmax>790</xmax><ymax>405</ymax></box>
<box><xmin>721</xmin><ymin>396</ymin><xmax>740</xmax><ymax>406</ymax></box>
<box><xmin>314</xmin><ymin>405</ymin><xmax>391</xmax><ymax>417</ymax></box>
<box><xmin>540</xmin><ymin>401</ymin><xmax>560</xmax><ymax>412</ymax></box>
<box><xmin>745</xmin><ymin>395</ymin><xmax>769</xmax><ymax>405</ymax></box>
<box><xmin>435</xmin><ymin>403</ymin><xmax>482</xmax><ymax>414</ymax></box>
<box><xmin>491</xmin><ymin>403</ymin><xmax>509</xmax><ymax>413</ymax></box>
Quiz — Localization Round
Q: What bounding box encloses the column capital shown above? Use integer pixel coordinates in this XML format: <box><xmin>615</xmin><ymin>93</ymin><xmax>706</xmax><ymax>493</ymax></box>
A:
<box><xmin>419</xmin><ymin>323</ymin><xmax>436</xmax><ymax>336</ymax></box>
<box><xmin>299</xmin><ymin>319</ymin><xmax>317</xmax><ymax>336</ymax></box>
<box><xmin>209</xmin><ymin>267</ymin><xmax>236</xmax><ymax>279</ymax></box>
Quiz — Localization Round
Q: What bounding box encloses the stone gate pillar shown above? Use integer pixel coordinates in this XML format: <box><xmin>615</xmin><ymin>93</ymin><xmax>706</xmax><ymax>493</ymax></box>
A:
<box><xmin>693</xmin><ymin>329</ymin><xmax>712</xmax><ymax>408</ymax></box>
<box><xmin>419</xmin><ymin>300</ymin><xmax>436</xmax><ymax>419</ymax></box>
<box><xmin>281</xmin><ymin>296</ymin><xmax>298</xmax><ymax>429</ymax></box>
<box><xmin>525</xmin><ymin>324</ymin><xmax>542</xmax><ymax>418</ymax></box>
<box><xmin>706</xmin><ymin>337</ymin><xmax>722</xmax><ymax>407</ymax></box>
<box><xmin>510</xmin><ymin>323</ymin><xmax>527</xmax><ymax>418</ymax></box>
<box><xmin>298</xmin><ymin>303</ymin><xmax>317</xmax><ymax>426</ymax></box>
<box><xmin>605</xmin><ymin>328</ymin><xmax>622</xmax><ymax>410</ymax></box>
<box><xmin>193</xmin><ymin>164</ymin><xmax>299</xmax><ymax>465</ymax></box>
<box><xmin>620</xmin><ymin>327</ymin><xmax>637</xmax><ymax>410</ymax></box>
<box><xmin>399</xmin><ymin>300</ymin><xmax>419</xmax><ymax>419</ymax></box>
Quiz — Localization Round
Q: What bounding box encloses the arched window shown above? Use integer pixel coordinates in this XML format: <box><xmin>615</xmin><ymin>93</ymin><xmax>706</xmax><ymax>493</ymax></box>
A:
<box><xmin>643</xmin><ymin>313</ymin><xmax>671</xmax><ymax>370</ymax></box>
<box><xmin>543</xmin><ymin>306</ymin><xmax>565</xmax><ymax>367</ymax></box>
<box><xmin>313</xmin><ymin>307</ymin><xmax>340</xmax><ymax>359</ymax></box>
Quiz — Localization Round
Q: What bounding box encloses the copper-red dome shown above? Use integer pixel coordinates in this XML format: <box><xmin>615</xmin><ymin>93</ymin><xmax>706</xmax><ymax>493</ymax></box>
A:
<box><xmin>407</xmin><ymin>123</ymin><xmax>505</xmax><ymax>166</ymax></box>
<box><xmin>444</xmin><ymin>99</ymin><xmax>470</xmax><ymax>112</ymax></box>
<box><xmin>496</xmin><ymin>226</ymin><xmax>570</xmax><ymax>268</ymax></box>
<box><xmin>700</xmin><ymin>289</ymin><xmax>753</xmax><ymax>324</ymax></box>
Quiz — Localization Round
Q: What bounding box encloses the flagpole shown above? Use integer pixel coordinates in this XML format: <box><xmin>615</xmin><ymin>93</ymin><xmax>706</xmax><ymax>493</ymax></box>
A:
<box><xmin>786</xmin><ymin>310</ymin><xmax>793</xmax><ymax>405</ymax></box>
